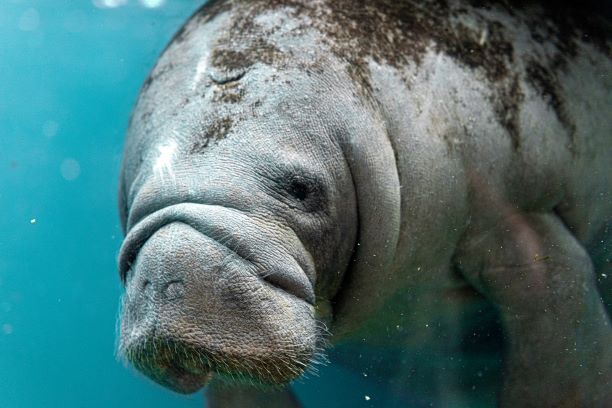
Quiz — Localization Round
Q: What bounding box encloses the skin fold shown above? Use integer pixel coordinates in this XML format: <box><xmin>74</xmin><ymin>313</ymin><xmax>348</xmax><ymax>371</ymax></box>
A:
<box><xmin>117</xmin><ymin>0</ymin><xmax>611</xmax><ymax>406</ymax></box>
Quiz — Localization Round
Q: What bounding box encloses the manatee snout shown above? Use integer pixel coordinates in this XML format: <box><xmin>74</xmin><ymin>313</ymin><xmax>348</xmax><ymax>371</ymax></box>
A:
<box><xmin>118</xmin><ymin>204</ymin><xmax>319</xmax><ymax>392</ymax></box>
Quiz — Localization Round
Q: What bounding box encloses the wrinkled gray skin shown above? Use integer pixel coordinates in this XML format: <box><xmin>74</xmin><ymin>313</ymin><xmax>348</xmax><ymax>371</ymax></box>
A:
<box><xmin>117</xmin><ymin>0</ymin><xmax>612</xmax><ymax>406</ymax></box>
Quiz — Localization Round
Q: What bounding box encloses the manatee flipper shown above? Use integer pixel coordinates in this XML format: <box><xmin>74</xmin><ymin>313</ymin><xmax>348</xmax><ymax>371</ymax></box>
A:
<box><xmin>456</xmin><ymin>212</ymin><xmax>612</xmax><ymax>407</ymax></box>
<box><xmin>206</xmin><ymin>384</ymin><xmax>302</xmax><ymax>408</ymax></box>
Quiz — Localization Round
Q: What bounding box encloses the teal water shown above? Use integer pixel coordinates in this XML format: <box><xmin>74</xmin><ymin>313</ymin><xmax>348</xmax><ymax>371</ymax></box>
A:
<box><xmin>0</xmin><ymin>1</ymin><xmax>205</xmax><ymax>406</ymax></box>
<box><xmin>0</xmin><ymin>2</ymin><xmax>380</xmax><ymax>407</ymax></box>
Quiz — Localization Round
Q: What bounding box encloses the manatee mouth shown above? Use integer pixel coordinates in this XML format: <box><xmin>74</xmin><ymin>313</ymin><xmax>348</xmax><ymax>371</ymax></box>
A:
<box><xmin>123</xmin><ymin>336</ymin><xmax>214</xmax><ymax>394</ymax></box>
<box><xmin>118</xmin><ymin>202</ymin><xmax>315</xmax><ymax>305</ymax></box>
<box><xmin>121</xmin><ymin>327</ymin><xmax>317</xmax><ymax>392</ymax></box>
<box><xmin>140</xmin><ymin>359</ymin><xmax>213</xmax><ymax>394</ymax></box>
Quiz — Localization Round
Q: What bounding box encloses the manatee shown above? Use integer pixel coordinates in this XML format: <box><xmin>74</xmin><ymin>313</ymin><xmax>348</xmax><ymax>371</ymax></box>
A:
<box><xmin>117</xmin><ymin>0</ymin><xmax>612</xmax><ymax>406</ymax></box>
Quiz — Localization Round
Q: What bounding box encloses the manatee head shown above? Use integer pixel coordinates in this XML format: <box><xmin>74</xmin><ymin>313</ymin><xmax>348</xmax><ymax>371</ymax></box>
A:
<box><xmin>115</xmin><ymin>2</ymin><xmax>373</xmax><ymax>393</ymax></box>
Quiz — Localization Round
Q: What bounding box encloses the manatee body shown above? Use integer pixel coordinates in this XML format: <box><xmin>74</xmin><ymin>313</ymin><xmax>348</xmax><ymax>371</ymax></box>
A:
<box><xmin>118</xmin><ymin>0</ymin><xmax>611</xmax><ymax>406</ymax></box>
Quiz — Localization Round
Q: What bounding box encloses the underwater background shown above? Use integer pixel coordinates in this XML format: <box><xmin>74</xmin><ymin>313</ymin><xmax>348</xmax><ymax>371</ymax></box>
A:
<box><xmin>12</xmin><ymin>0</ymin><xmax>609</xmax><ymax>407</ymax></box>
<box><xmin>0</xmin><ymin>1</ymin><xmax>383</xmax><ymax>407</ymax></box>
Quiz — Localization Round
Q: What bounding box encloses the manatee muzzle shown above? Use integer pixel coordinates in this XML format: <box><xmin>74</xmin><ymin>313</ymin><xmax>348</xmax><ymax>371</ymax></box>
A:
<box><xmin>118</xmin><ymin>202</ymin><xmax>315</xmax><ymax>304</ymax></box>
<box><xmin>117</xmin><ymin>202</ymin><xmax>318</xmax><ymax>391</ymax></box>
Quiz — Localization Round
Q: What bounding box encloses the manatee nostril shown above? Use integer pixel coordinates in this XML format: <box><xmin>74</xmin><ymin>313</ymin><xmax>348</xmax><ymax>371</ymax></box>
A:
<box><xmin>141</xmin><ymin>279</ymin><xmax>155</xmax><ymax>299</ymax></box>
<box><xmin>141</xmin><ymin>279</ymin><xmax>151</xmax><ymax>290</ymax></box>
<box><xmin>162</xmin><ymin>280</ymin><xmax>185</xmax><ymax>301</ymax></box>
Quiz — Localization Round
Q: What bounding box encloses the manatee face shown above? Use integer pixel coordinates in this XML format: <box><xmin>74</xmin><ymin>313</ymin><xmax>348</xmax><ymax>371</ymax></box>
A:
<box><xmin>116</xmin><ymin>8</ymin><xmax>359</xmax><ymax>391</ymax></box>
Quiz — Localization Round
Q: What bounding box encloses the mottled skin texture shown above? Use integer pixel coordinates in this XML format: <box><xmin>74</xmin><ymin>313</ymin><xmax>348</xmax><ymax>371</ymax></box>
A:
<box><xmin>117</xmin><ymin>0</ymin><xmax>612</xmax><ymax>406</ymax></box>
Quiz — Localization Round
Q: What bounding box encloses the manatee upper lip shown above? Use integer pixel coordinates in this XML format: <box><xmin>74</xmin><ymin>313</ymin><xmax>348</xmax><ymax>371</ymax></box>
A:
<box><xmin>118</xmin><ymin>203</ymin><xmax>316</xmax><ymax>305</ymax></box>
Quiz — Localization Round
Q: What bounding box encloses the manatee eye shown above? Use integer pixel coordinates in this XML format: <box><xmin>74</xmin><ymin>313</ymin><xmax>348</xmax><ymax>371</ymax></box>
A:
<box><xmin>287</xmin><ymin>178</ymin><xmax>310</xmax><ymax>201</ymax></box>
<box><xmin>279</xmin><ymin>173</ymin><xmax>326</xmax><ymax>213</ymax></box>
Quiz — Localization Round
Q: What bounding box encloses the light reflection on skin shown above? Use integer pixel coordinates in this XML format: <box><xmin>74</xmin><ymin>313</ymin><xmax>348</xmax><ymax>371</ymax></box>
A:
<box><xmin>153</xmin><ymin>139</ymin><xmax>177</xmax><ymax>183</ymax></box>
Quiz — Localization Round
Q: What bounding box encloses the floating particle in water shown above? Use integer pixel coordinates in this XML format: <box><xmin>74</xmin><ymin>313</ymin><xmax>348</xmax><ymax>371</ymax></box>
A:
<box><xmin>139</xmin><ymin>0</ymin><xmax>165</xmax><ymax>8</ymax></box>
<box><xmin>2</xmin><ymin>324</ymin><xmax>13</xmax><ymax>335</ymax></box>
<box><xmin>60</xmin><ymin>158</ymin><xmax>81</xmax><ymax>181</ymax></box>
<box><xmin>42</xmin><ymin>120</ymin><xmax>59</xmax><ymax>138</ymax></box>
<box><xmin>364</xmin><ymin>395</ymin><xmax>371</xmax><ymax>401</ymax></box>
<box><xmin>18</xmin><ymin>8</ymin><xmax>40</xmax><ymax>32</ymax></box>
<box><xmin>30</xmin><ymin>218</ymin><xmax>36</xmax><ymax>224</ymax></box>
